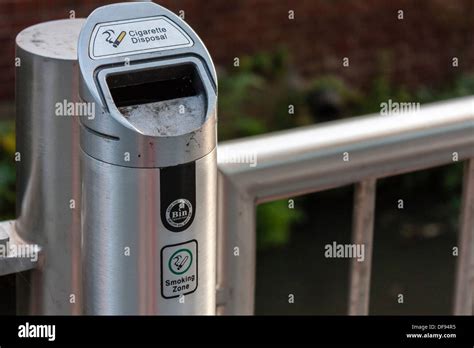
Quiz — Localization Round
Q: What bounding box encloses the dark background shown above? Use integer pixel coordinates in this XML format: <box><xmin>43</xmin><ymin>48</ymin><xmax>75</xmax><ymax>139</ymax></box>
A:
<box><xmin>1</xmin><ymin>0</ymin><xmax>473</xmax><ymax>103</ymax></box>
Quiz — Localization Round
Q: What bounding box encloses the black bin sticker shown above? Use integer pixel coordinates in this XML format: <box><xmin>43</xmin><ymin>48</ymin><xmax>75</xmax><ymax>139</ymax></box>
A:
<box><xmin>160</xmin><ymin>162</ymin><xmax>196</xmax><ymax>232</ymax></box>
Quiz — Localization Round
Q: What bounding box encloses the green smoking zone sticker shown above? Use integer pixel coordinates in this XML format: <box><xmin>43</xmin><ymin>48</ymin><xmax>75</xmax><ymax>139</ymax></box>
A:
<box><xmin>161</xmin><ymin>240</ymin><xmax>198</xmax><ymax>299</ymax></box>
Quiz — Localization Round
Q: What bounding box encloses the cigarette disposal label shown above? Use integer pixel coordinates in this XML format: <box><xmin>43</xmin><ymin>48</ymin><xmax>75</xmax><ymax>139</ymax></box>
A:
<box><xmin>161</xmin><ymin>240</ymin><xmax>198</xmax><ymax>299</ymax></box>
<box><xmin>90</xmin><ymin>16</ymin><xmax>194</xmax><ymax>59</ymax></box>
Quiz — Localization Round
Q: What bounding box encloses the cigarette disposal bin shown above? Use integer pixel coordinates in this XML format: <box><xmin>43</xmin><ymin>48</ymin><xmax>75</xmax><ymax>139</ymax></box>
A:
<box><xmin>78</xmin><ymin>2</ymin><xmax>217</xmax><ymax>314</ymax></box>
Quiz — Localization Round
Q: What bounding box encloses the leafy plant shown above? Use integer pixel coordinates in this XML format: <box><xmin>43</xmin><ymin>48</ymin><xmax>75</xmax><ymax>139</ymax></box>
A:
<box><xmin>0</xmin><ymin>121</ymin><xmax>15</xmax><ymax>220</ymax></box>
<box><xmin>257</xmin><ymin>200</ymin><xmax>303</xmax><ymax>249</ymax></box>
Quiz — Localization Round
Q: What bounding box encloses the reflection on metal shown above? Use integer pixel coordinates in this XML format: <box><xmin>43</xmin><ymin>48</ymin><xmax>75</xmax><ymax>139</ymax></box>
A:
<box><xmin>454</xmin><ymin>159</ymin><xmax>474</xmax><ymax>315</ymax></box>
<box><xmin>77</xmin><ymin>3</ymin><xmax>218</xmax><ymax>315</ymax></box>
<box><xmin>348</xmin><ymin>179</ymin><xmax>376</xmax><ymax>316</ymax></box>
<box><xmin>15</xmin><ymin>19</ymin><xmax>84</xmax><ymax>315</ymax></box>
<box><xmin>217</xmin><ymin>96</ymin><xmax>474</xmax><ymax>315</ymax></box>
<box><xmin>0</xmin><ymin>221</ymin><xmax>40</xmax><ymax>276</ymax></box>
<box><xmin>216</xmin><ymin>172</ymin><xmax>255</xmax><ymax>315</ymax></box>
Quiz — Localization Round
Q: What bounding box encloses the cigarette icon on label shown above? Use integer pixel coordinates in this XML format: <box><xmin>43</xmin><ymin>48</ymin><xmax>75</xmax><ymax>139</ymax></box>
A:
<box><xmin>113</xmin><ymin>31</ymin><xmax>126</xmax><ymax>47</ymax></box>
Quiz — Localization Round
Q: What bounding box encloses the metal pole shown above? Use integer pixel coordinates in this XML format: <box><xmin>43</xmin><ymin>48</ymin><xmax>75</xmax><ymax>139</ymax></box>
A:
<box><xmin>348</xmin><ymin>179</ymin><xmax>377</xmax><ymax>315</ymax></box>
<box><xmin>454</xmin><ymin>159</ymin><xmax>474</xmax><ymax>315</ymax></box>
<box><xmin>15</xmin><ymin>19</ymin><xmax>85</xmax><ymax>314</ymax></box>
<box><xmin>217</xmin><ymin>173</ymin><xmax>256</xmax><ymax>315</ymax></box>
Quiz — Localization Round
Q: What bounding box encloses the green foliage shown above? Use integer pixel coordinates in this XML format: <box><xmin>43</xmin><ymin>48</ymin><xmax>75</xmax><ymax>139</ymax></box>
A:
<box><xmin>240</xmin><ymin>48</ymin><xmax>289</xmax><ymax>79</ymax></box>
<box><xmin>218</xmin><ymin>49</ymin><xmax>309</xmax><ymax>141</ymax></box>
<box><xmin>218</xmin><ymin>71</ymin><xmax>267</xmax><ymax>140</ymax></box>
<box><xmin>218</xmin><ymin>49</ymin><xmax>306</xmax><ymax>249</ymax></box>
<box><xmin>308</xmin><ymin>75</ymin><xmax>358</xmax><ymax>100</ymax></box>
<box><xmin>0</xmin><ymin>121</ymin><xmax>15</xmax><ymax>220</ymax></box>
<box><xmin>306</xmin><ymin>75</ymin><xmax>362</xmax><ymax>121</ymax></box>
<box><xmin>257</xmin><ymin>200</ymin><xmax>302</xmax><ymax>249</ymax></box>
<box><xmin>416</xmin><ymin>75</ymin><xmax>474</xmax><ymax>103</ymax></box>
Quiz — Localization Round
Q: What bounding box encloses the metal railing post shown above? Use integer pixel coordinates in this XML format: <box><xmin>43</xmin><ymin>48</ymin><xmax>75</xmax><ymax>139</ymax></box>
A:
<box><xmin>348</xmin><ymin>179</ymin><xmax>377</xmax><ymax>315</ymax></box>
<box><xmin>217</xmin><ymin>172</ymin><xmax>256</xmax><ymax>315</ymax></box>
<box><xmin>454</xmin><ymin>159</ymin><xmax>474</xmax><ymax>315</ymax></box>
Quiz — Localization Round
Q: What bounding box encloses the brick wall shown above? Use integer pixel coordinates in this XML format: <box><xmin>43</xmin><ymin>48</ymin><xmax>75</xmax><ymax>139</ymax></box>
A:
<box><xmin>0</xmin><ymin>0</ymin><xmax>473</xmax><ymax>102</ymax></box>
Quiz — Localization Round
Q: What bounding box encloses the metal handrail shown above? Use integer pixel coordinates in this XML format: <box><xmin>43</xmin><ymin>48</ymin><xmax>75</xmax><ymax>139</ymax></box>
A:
<box><xmin>216</xmin><ymin>96</ymin><xmax>474</xmax><ymax>315</ymax></box>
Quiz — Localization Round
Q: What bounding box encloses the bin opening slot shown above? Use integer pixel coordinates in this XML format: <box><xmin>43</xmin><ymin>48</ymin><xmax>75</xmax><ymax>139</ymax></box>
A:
<box><xmin>105</xmin><ymin>63</ymin><xmax>207</xmax><ymax>137</ymax></box>
<box><xmin>107</xmin><ymin>64</ymin><xmax>202</xmax><ymax>108</ymax></box>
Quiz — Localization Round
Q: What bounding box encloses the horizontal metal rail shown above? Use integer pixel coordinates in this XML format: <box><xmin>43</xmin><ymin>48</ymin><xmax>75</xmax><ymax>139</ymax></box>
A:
<box><xmin>0</xmin><ymin>220</ymin><xmax>40</xmax><ymax>276</ymax></box>
<box><xmin>217</xmin><ymin>96</ymin><xmax>474</xmax><ymax>315</ymax></box>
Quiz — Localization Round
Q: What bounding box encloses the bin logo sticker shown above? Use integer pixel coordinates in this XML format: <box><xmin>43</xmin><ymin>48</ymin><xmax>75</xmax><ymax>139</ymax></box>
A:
<box><xmin>90</xmin><ymin>16</ymin><xmax>194</xmax><ymax>59</ymax></box>
<box><xmin>165</xmin><ymin>198</ymin><xmax>193</xmax><ymax>229</ymax></box>
<box><xmin>161</xmin><ymin>240</ymin><xmax>198</xmax><ymax>299</ymax></box>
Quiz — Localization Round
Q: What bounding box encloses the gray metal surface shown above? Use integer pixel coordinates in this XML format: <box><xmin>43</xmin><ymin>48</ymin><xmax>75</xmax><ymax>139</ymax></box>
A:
<box><xmin>216</xmin><ymin>172</ymin><xmax>255</xmax><ymax>315</ymax></box>
<box><xmin>82</xmin><ymin>149</ymin><xmax>216</xmax><ymax>314</ymax></box>
<box><xmin>77</xmin><ymin>2</ymin><xmax>217</xmax><ymax>168</ymax></box>
<box><xmin>15</xmin><ymin>19</ymin><xmax>84</xmax><ymax>315</ymax></box>
<box><xmin>79</xmin><ymin>3</ymin><xmax>218</xmax><ymax>314</ymax></box>
<box><xmin>454</xmin><ymin>159</ymin><xmax>474</xmax><ymax>315</ymax></box>
<box><xmin>78</xmin><ymin>2</ymin><xmax>217</xmax><ymax>106</ymax></box>
<box><xmin>348</xmin><ymin>179</ymin><xmax>376</xmax><ymax>315</ymax></box>
<box><xmin>0</xmin><ymin>221</ymin><xmax>40</xmax><ymax>276</ymax></box>
<box><xmin>217</xmin><ymin>96</ymin><xmax>474</xmax><ymax>314</ymax></box>
<box><xmin>80</xmin><ymin>57</ymin><xmax>217</xmax><ymax>168</ymax></box>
